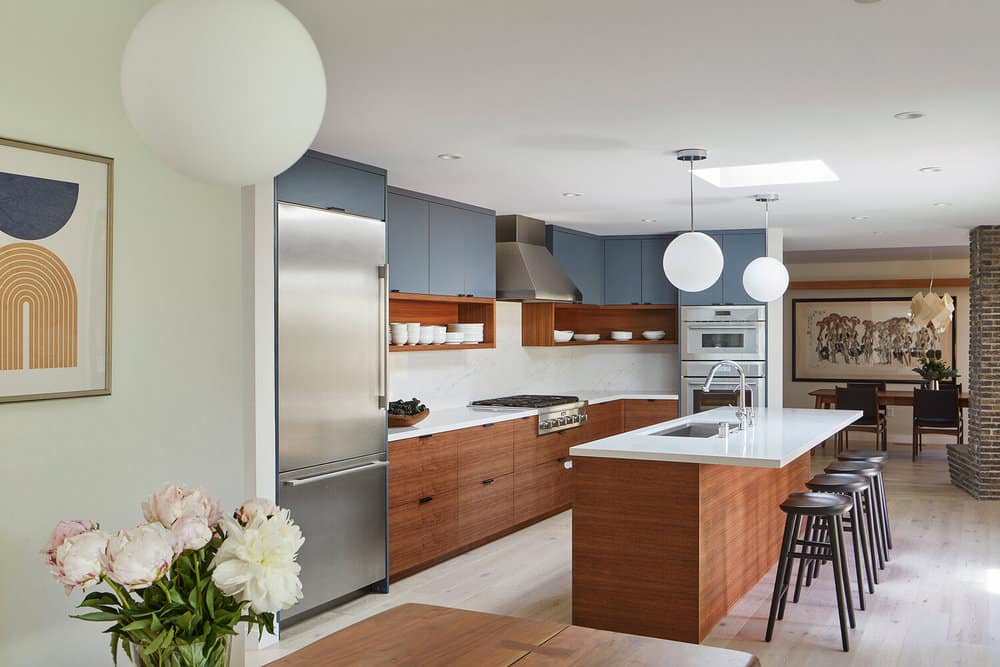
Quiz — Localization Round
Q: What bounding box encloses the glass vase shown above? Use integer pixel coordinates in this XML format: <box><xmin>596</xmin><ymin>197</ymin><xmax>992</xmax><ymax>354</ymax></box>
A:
<box><xmin>128</xmin><ymin>636</ymin><xmax>231</xmax><ymax>667</ymax></box>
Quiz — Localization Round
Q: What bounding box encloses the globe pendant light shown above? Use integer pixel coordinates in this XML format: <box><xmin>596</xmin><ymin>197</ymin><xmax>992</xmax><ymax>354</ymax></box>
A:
<box><xmin>742</xmin><ymin>194</ymin><xmax>789</xmax><ymax>302</ymax></box>
<box><xmin>121</xmin><ymin>0</ymin><xmax>327</xmax><ymax>186</ymax></box>
<box><xmin>662</xmin><ymin>149</ymin><xmax>724</xmax><ymax>292</ymax></box>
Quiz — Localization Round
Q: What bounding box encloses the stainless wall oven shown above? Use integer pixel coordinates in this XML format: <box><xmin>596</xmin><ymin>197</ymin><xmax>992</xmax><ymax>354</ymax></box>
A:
<box><xmin>680</xmin><ymin>306</ymin><xmax>766</xmax><ymax>361</ymax></box>
<box><xmin>681</xmin><ymin>360</ymin><xmax>766</xmax><ymax>417</ymax></box>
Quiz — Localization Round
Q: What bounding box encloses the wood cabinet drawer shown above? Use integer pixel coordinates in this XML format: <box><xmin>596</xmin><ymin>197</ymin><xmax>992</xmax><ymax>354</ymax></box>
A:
<box><xmin>458</xmin><ymin>473</ymin><xmax>514</xmax><ymax>545</ymax></box>
<box><xmin>514</xmin><ymin>459</ymin><xmax>573</xmax><ymax>525</ymax></box>
<box><xmin>389</xmin><ymin>432</ymin><xmax>458</xmax><ymax>508</ymax></box>
<box><xmin>576</xmin><ymin>400</ymin><xmax>624</xmax><ymax>443</ymax></box>
<box><xmin>514</xmin><ymin>416</ymin><xmax>538</xmax><ymax>472</ymax></box>
<box><xmin>389</xmin><ymin>490</ymin><xmax>459</xmax><ymax>576</ymax></box>
<box><xmin>535</xmin><ymin>430</ymin><xmax>577</xmax><ymax>467</ymax></box>
<box><xmin>624</xmin><ymin>399</ymin><xmax>679</xmax><ymax>432</ymax></box>
<box><xmin>458</xmin><ymin>421</ymin><xmax>514</xmax><ymax>485</ymax></box>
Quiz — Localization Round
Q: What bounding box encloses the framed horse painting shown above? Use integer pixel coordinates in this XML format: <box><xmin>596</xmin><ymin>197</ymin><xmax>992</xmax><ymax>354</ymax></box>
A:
<box><xmin>792</xmin><ymin>297</ymin><xmax>957</xmax><ymax>383</ymax></box>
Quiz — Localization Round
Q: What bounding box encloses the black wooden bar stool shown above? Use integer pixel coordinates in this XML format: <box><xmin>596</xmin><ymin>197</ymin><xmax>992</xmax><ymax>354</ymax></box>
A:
<box><xmin>837</xmin><ymin>449</ymin><xmax>893</xmax><ymax>551</ymax></box>
<box><xmin>800</xmin><ymin>473</ymin><xmax>875</xmax><ymax>610</ymax></box>
<box><xmin>766</xmin><ymin>492</ymin><xmax>855</xmax><ymax>652</ymax></box>
<box><xmin>825</xmin><ymin>460</ymin><xmax>888</xmax><ymax>569</ymax></box>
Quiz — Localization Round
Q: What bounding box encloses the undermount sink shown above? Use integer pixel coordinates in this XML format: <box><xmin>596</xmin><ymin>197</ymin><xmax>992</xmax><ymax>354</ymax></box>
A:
<box><xmin>652</xmin><ymin>422</ymin><xmax>741</xmax><ymax>438</ymax></box>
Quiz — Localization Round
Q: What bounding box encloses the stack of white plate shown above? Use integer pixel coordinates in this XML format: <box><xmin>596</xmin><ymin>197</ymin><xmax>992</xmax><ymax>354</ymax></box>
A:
<box><xmin>553</xmin><ymin>329</ymin><xmax>574</xmax><ymax>343</ymax></box>
<box><xmin>574</xmin><ymin>333</ymin><xmax>600</xmax><ymax>342</ymax></box>
<box><xmin>445</xmin><ymin>332</ymin><xmax>465</xmax><ymax>345</ymax></box>
<box><xmin>642</xmin><ymin>330</ymin><xmax>667</xmax><ymax>340</ymax></box>
<box><xmin>448</xmin><ymin>322</ymin><xmax>485</xmax><ymax>344</ymax></box>
<box><xmin>610</xmin><ymin>330</ymin><xmax>633</xmax><ymax>341</ymax></box>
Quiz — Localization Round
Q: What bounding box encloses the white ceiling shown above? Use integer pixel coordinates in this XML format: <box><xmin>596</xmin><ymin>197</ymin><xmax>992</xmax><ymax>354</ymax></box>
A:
<box><xmin>281</xmin><ymin>0</ymin><xmax>1000</xmax><ymax>251</ymax></box>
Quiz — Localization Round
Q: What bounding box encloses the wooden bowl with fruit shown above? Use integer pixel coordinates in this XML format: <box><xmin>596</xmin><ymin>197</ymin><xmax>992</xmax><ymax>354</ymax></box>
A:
<box><xmin>388</xmin><ymin>398</ymin><xmax>430</xmax><ymax>427</ymax></box>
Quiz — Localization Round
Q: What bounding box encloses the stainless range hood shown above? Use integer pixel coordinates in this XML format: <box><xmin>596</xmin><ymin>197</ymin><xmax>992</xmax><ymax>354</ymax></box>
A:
<box><xmin>495</xmin><ymin>215</ymin><xmax>582</xmax><ymax>302</ymax></box>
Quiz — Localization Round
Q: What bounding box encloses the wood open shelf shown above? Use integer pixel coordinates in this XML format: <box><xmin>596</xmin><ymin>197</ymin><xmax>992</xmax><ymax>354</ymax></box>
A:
<box><xmin>389</xmin><ymin>292</ymin><xmax>496</xmax><ymax>351</ymax></box>
<box><xmin>521</xmin><ymin>303</ymin><xmax>678</xmax><ymax>347</ymax></box>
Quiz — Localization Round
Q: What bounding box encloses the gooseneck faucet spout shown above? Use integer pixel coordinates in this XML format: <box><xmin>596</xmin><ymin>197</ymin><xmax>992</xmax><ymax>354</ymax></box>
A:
<box><xmin>703</xmin><ymin>360</ymin><xmax>754</xmax><ymax>430</ymax></box>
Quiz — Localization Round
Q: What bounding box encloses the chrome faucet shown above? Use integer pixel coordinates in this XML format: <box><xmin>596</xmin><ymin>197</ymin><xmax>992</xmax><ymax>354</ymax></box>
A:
<box><xmin>703</xmin><ymin>360</ymin><xmax>753</xmax><ymax>430</ymax></box>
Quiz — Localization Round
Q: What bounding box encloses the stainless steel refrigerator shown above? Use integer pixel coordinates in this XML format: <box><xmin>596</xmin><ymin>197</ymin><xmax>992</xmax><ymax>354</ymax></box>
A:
<box><xmin>276</xmin><ymin>202</ymin><xmax>388</xmax><ymax>623</ymax></box>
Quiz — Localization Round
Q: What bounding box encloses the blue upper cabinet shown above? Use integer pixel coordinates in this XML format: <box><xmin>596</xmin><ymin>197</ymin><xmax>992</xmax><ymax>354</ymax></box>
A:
<box><xmin>275</xmin><ymin>151</ymin><xmax>386</xmax><ymax>220</ymax></box>
<box><xmin>546</xmin><ymin>227</ymin><xmax>604</xmax><ymax>304</ymax></box>
<box><xmin>677</xmin><ymin>230</ymin><xmax>766</xmax><ymax>306</ymax></box>
<box><xmin>640</xmin><ymin>237</ymin><xmax>677</xmax><ymax>305</ymax></box>
<box><xmin>387</xmin><ymin>187</ymin><xmax>496</xmax><ymax>298</ymax></box>
<box><xmin>604</xmin><ymin>239</ymin><xmax>643</xmax><ymax>305</ymax></box>
<box><xmin>386</xmin><ymin>191</ymin><xmax>429</xmax><ymax>294</ymax></box>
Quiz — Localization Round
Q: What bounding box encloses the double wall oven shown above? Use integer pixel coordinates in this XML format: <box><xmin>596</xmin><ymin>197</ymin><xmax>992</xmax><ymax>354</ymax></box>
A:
<box><xmin>680</xmin><ymin>306</ymin><xmax>766</xmax><ymax>416</ymax></box>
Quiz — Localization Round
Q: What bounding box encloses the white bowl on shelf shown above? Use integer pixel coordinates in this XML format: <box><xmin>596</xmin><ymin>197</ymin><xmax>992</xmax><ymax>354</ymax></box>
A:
<box><xmin>419</xmin><ymin>326</ymin><xmax>436</xmax><ymax>345</ymax></box>
<box><xmin>432</xmin><ymin>325</ymin><xmax>447</xmax><ymax>344</ymax></box>
<box><xmin>610</xmin><ymin>330</ymin><xmax>633</xmax><ymax>341</ymax></box>
<box><xmin>553</xmin><ymin>329</ymin><xmax>574</xmax><ymax>343</ymax></box>
<box><xmin>406</xmin><ymin>322</ymin><xmax>421</xmax><ymax>346</ymax></box>
<box><xmin>574</xmin><ymin>333</ymin><xmax>600</xmax><ymax>342</ymax></box>
<box><xmin>642</xmin><ymin>330</ymin><xmax>667</xmax><ymax>340</ymax></box>
<box><xmin>445</xmin><ymin>332</ymin><xmax>465</xmax><ymax>344</ymax></box>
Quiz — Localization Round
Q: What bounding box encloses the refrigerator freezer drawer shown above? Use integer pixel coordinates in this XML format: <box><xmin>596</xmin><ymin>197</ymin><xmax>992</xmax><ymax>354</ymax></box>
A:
<box><xmin>279</xmin><ymin>458</ymin><xmax>387</xmax><ymax>622</ymax></box>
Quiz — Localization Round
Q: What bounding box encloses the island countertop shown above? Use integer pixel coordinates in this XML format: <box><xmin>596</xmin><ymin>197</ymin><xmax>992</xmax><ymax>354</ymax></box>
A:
<box><xmin>569</xmin><ymin>406</ymin><xmax>862</xmax><ymax>468</ymax></box>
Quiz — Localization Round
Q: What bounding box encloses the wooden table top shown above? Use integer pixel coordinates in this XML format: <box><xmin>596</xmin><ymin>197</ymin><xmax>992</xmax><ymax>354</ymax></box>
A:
<box><xmin>809</xmin><ymin>388</ymin><xmax>970</xmax><ymax>408</ymax></box>
<box><xmin>268</xmin><ymin>603</ymin><xmax>760</xmax><ymax>667</ymax></box>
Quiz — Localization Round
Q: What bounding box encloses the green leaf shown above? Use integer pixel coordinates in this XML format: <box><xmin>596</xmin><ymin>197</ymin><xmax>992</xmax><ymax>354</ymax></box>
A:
<box><xmin>72</xmin><ymin>611</ymin><xmax>120</xmax><ymax>622</ymax></box>
<box><xmin>121</xmin><ymin>619</ymin><xmax>151</xmax><ymax>632</ymax></box>
<box><xmin>142</xmin><ymin>629</ymin><xmax>167</xmax><ymax>656</ymax></box>
<box><xmin>80</xmin><ymin>592</ymin><xmax>120</xmax><ymax>608</ymax></box>
<box><xmin>205</xmin><ymin>585</ymin><xmax>216</xmax><ymax>619</ymax></box>
<box><xmin>110</xmin><ymin>632</ymin><xmax>120</xmax><ymax>667</ymax></box>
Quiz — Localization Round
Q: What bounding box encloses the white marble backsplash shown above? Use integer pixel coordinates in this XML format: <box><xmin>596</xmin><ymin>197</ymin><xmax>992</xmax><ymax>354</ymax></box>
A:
<box><xmin>389</xmin><ymin>301</ymin><xmax>679</xmax><ymax>409</ymax></box>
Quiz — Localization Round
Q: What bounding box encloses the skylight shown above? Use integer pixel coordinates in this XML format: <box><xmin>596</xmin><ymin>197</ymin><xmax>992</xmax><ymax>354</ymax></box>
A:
<box><xmin>692</xmin><ymin>160</ymin><xmax>839</xmax><ymax>188</ymax></box>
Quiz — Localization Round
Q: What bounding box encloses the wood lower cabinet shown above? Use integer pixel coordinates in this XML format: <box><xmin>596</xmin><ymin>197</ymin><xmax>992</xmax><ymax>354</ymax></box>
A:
<box><xmin>388</xmin><ymin>431</ymin><xmax>458</xmax><ymax>509</ymax></box>
<box><xmin>514</xmin><ymin>458</ymin><xmax>573</xmax><ymax>525</ymax></box>
<box><xmin>389</xmin><ymin>490</ymin><xmax>459</xmax><ymax>576</ymax></box>
<box><xmin>458</xmin><ymin>422</ymin><xmax>514</xmax><ymax>483</ymax></box>
<box><xmin>459</xmin><ymin>474</ymin><xmax>514</xmax><ymax>545</ymax></box>
<box><xmin>624</xmin><ymin>399</ymin><xmax>678</xmax><ymax>431</ymax></box>
<box><xmin>576</xmin><ymin>400</ymin><xmax>625</xmax><ymax>442</ymax></box>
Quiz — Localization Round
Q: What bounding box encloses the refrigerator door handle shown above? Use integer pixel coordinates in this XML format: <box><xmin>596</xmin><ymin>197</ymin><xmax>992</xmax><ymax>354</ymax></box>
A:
<box><xmin>282</xmin><ymin>460</ymin><xmax>389</xmax><ymax>487</ymax></box>
<box><xmin>378</xmin><ymin>264</ymin><xmax>389</xmax><ymax>410</ymax></box>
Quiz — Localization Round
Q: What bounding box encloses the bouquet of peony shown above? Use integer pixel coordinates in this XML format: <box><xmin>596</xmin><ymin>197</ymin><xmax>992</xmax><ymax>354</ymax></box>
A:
<box><xmin>43</xmin><ymin>484</ymin><xmax>304</xmax><ymax>666</ymax></box>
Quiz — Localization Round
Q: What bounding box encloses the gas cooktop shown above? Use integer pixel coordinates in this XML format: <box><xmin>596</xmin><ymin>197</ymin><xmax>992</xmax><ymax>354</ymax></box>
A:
<box><xmin>469</xmin><ymin>394</ymin><xmax>581</xmax><ymax>409</ymax></box>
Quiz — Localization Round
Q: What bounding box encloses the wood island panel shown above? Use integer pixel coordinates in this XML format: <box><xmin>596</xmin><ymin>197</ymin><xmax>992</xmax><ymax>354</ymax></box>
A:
<box><xmin>572</xmin><ymin>453</ymin><xmax>811</xmax><ymax>644</ymax></box>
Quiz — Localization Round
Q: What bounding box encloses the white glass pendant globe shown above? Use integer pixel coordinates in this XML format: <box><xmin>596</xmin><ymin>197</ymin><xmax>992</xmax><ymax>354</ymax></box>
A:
<box><xmin>742</xmin><ymin>256</ymin><xmax>789</xmax><ymax>302</ymax></box>
<box><xmin>662</xmin><ymin>232</ymin><xmax>724</xmax><ymax>292</ymax></box>
<box><xmin>121</xmin><ymin>0</ymin><xmax>327</xmax><ymax>186</ymax></box>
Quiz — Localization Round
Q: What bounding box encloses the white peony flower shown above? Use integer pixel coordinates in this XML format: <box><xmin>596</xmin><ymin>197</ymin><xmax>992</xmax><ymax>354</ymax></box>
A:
<box><xmin>211</xmin><ymin>509</ymin><xmax>304</xmax><ymax>614</ymax></box>
<box><xmin>51</xmin><ymin>530</ymin><xmax>109</xmax><ymax>593</ymax></box>
<box><xmin>42</xmin><ymin>519</ymin><xmax>99</xmax><ymax>567</ymax></box>
<box><xmin>103</xmin><ymin>523</ymin><xmax>176</xmax><ymax>590</ymax></box>
<box><xmin>170</xmin><ymin>516</ymin><xmax>213</xmax><ymax>553</ymax></box>
<box><xmin>142</xmin><ymin>483</ymin><xmax>224</xmax><ymax>529</ymax></box>
<box><xmin>235</xmin><ymin>498</ymin><xmax>277</xmax><ymax>526</ymax></box>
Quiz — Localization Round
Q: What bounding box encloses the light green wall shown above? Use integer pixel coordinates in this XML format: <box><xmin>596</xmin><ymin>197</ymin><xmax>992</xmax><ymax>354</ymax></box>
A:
<box><xmin>0</xmin><ymin>2</ymin><xmax>247</xmax><ymax>664</ymax></box>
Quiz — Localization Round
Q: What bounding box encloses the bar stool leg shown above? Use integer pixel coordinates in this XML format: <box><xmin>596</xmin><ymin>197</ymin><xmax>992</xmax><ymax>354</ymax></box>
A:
<box><xmin>871</xmin><ymin>476</ymin><xmax>890</xmax><ymax>563</ymax></box>
<box><xmin>777</xmin><ymin>514</ymin><xmax>802</xmax><ymax>621</ymax></box>
<box><xmin>865</xmin><ymin>481</ymin><xmax>886</xmax><ymax>570</ymax></box>
<box><xmin>835</xmin><ymin>515</ymin><xmax>856</xmax><ymax>628</ymax></box>
<box><xmin>862</xmin><ymin>488</ymin><xmax>882</xmax><ymax>581</ymax></box>
<box><xmin>876</xmin><ymin>471</ymin><xmax>893</xmax><ymax>550</ymax></box>
<box><xmin>793</xmin><ymin>515</ymin><xmax>814</xmax><ymax>603</ymax></box>
<box><xmin>854</xmin><ymin>490</ymin><xmax>875</xmax><ymax>594</ymax></box>
<box><xmin>828</xmin><ymin>516</ymin><xmax>851</xmax><ymax>652</ymax></box>
<box><xmin>847</xmin><ymin>501</ymin><xmax>866</xmax><ymax>611</ymax></box>
<box><xmin>766</xmin><ymin>514</ymin><xmax>798</xmax><ymax>642</ymax></box>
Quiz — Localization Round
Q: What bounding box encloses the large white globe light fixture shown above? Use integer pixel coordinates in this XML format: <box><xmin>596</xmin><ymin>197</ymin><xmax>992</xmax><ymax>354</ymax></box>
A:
<box><xmin>662</xmin><ymin>149</ymin><xmax>724</xmax><ymax>292</ymax></box>
<box><xmin>121</xmin><ymin>0</ymin><xmax>327</xmax><ymax>186</ymax></box>
<box><xmin>741</xmin><ymin>194</ymin><xmax>789</xmax><ymax>302</ymax></box>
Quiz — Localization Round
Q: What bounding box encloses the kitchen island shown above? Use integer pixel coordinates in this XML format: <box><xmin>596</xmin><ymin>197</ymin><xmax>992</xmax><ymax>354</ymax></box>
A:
<box><xmin>568</xmin><ymin>406</ymin><xmax>861</xmax><ymax>644</ymax></box>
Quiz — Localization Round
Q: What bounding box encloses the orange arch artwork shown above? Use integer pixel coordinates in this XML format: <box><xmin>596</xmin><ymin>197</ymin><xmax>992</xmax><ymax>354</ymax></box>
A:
<box><xmin>0</xmin><ymin>242</ymin><xmax>78</xmax><ymax>370</ymax></box>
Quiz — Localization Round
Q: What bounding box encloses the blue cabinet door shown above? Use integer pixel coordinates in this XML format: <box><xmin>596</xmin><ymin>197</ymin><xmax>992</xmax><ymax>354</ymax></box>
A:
<box><xmin>548</xmin><ymin>229</ymin><xmax>604</xmax><ymax>304</ymax></box>
<box><xmin>604</xmin><ymin>239</ymin><xmax>643</xmax><ymax>305</ymax></box>
<box><xmin>386</xmin><ymin>192</ymin><xmax>429</xmax><ymax>294</ymax></box>
<box><xmin>641</xmin><ymin>237</ymin><xmax>677</xmax><ymax>304</ymax></box>
<box><xmin>275</xmin><ymin>153</ymin><xmax>386</xmax><ymax>220</ymax></box>
<box><xmin>678</xmin><ymin>232</ymin><xmax>725</xmax><ymax>306</ymax></box>
<box><xmin>464</xmin><ymin>211</ymin><xmax>496</xmax><ymax>298</ymax></box>
<box><xmin>721</xmin><ymin>230</ymin><xmax>766</xmax><ymax>305</ymax></box>
<box><xmin>428</xmin><ymin>203</ymin><xmax>468</xmax><ymax>296</ymax></box>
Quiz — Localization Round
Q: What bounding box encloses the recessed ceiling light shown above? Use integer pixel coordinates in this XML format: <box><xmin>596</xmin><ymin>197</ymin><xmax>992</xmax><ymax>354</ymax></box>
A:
<box><xmin>932</xmin><ymin>202</ymin><xmax>952</xmax><ymax>207</ymax></box>
<box><xmin>437</xmin><ymin>153</ymin><xmax>463</xmax><ymax>160</ymax></box>
<box><xmin>562</xmin><ymin>192</ymin><xmax>584</xmax><ymax>198</ymax></box>
<box><xmin>894</xmin><ymin>111</ymin><xmax>925</xmax><ymax>120</ymax></box>
<box><xmin>692</xmin><ymin>160</ymin><xmax>839</xmax><ymax>188</ymax></box>
<box><xmin>919</xmin><ymin>166</ymin><xmax>943</xmax><ymax>173</ymax></box>
<box><xmin>850</xmin><ymin>216</ymin><xmax>870</xmax><ymax>221</ymax></box>
<box><xmin>641</xmin><ymin>218</ymin><xmax>656</xmax><ymax>223</ymax></box>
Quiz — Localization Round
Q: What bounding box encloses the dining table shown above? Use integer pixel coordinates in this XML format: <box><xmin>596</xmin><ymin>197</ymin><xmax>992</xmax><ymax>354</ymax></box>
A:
<box><xmin>809</xmin><ymin>388</ymin><xmax>970</xmax><ymax>410</ymax></box>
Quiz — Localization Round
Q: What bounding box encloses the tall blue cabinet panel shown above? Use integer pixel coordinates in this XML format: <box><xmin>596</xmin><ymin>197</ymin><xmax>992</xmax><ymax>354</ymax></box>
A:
<box><xmin>463</xmin><ymin>210</ymin><xmax>496</xmax><ymax>298</ymax></box>
<box><xmin>386</xmin><ymin>191</ymin><xmax>429</xmax><ymax>294</ymax></box>
<box><xmin>678</xmin><ymin>232</ymin><xmax>725</xmax><ymax>306</ymax></box>
<box><xmin>546</xmin><ymin>228</ymin><xmax>604</xmax><ymax>304</ymax></box>
<box><xmin>604</xmin><ymin>239</ymin><xmax>643</xmax><ymax>305</ymax></box>
<box><xmin>275</xmin><ymin>151</ymin><xmax>386</xmax><ymax>220</ymax></box>
<box><xmin>640</xmin><ymin>237</ymin><xmax>677</xmax><ymax>305</ymax></box>
<box><xmin>428</xmin><ymin>203</ymin><xmax>468</xmax><ymax>297</ymax></box>
<box><xmin>721</xmin><ymin>230</ymin><xmax>766</xmax><ymax>305</ymax></box>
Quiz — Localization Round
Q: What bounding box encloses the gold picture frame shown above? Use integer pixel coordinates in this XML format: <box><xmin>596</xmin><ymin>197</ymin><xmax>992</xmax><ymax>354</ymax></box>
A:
<box><xmin>0</xmin><ymin>137</ymin><xmax>113</xmax><ymax>402</ymax></box>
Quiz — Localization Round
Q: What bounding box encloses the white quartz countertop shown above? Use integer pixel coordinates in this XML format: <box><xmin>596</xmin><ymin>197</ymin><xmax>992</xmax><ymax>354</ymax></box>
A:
<box><xmin>387</xmin><ymin>391</ymin><xmax>679</xmax><ymax>441</ymax></box>
<box><xmin>569</xmin><ymin>406</ymin><xmax>863</xmax><ymax>468</ymax></box>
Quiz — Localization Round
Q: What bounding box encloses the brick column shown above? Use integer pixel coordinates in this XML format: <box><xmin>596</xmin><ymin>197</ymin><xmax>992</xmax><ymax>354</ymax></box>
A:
<box><xmin>948</xmin><ymin>226</ymin><xmax>1000</xmax><ymax>498</ymax></box>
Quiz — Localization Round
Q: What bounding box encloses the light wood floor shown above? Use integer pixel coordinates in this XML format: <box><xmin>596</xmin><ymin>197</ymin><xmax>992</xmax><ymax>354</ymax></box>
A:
<box><xmin>251</xmin><ymin>445</ymin><xmax>1000</xmax><ymax>666</ymax></box>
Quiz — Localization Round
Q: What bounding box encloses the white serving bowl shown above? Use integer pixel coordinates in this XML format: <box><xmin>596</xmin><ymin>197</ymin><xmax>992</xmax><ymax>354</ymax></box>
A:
<box><xmin>419</xmin><ymin>326</ymin><xmax>435</xmax><ymax>345</ymax></box>
<box><xmin>642</xmin><ymin>330</ymin><xmax>667</xmax><ymax>340</ymax></box>
<box><xmin>574</xmin><ymin>333</ymin><xmax>600</xmax><ymax>342</ymax></box>
<box><xmin>610</xmin><ymin>330</ymin><xmax>633</xmax><ymax>341</ymax></box>
<box><xmin>553</xmin><ymin>329</ymin><xmax>574</xmax><ymax>343</ymax></box>
<box><xmin>406</xmin><ymin>322</ymin><xmax>421</xmax><ymax>345</ymax></box>
<box><xmin>433</xmin><ymin>325</ymin><xmax>447</xmax><ymax>344</ymax></box>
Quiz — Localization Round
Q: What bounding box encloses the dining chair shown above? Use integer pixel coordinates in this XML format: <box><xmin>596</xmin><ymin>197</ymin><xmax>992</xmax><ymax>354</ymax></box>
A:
<box><xmin>912</xmin><ymin>388</ymin><xmax>962</xmax><ymax>461</ymax></box>
<box><xmin>846</xmin><ymin>382</ymin><xmax>888</xmax><ymax>421</ymax></box>
<box><xmin>835</xmin><ymin>386</ymin><xmax>886</xmax><ymax>452</ymax></box>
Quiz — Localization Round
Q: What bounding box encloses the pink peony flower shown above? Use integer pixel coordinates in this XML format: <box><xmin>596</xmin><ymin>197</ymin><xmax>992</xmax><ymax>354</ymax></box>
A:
<box><xmin>103</xmin><ymin>523</ymin><xmax>176</xmax><ymax>590</ymax></box>
<box><xmin>235</xmin><ymin>498</ymin><xmax>277</xmax><ymax>526</ymax></box>
<box><xmin>42</xmin><ymin>520</ymin><xmax>99</xmax><ymax>567</ymax></box>
<box><xmin>50</xmin><ymin>530</ymin><xmax>109</xmax><ymax>594</ymax></box>
<box><xmin>170</xmin><ymin>516</ymin><xmax>213</xmax><ymax>553</ymax></box>
<box><xmin>142</xmin><ymin>483</ymin><xmax>223</xmax><ymax>528</ymax></box>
